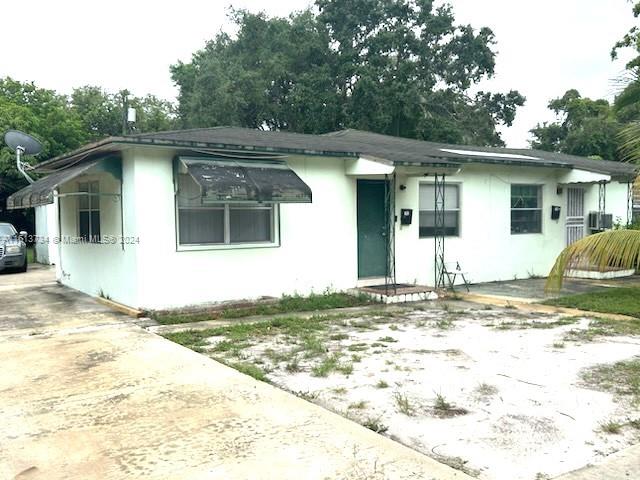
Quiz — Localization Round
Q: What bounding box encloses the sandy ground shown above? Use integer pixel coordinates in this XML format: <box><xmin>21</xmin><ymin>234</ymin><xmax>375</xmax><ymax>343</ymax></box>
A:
<box><xmin>202</xmin><ymin>304</ymin><xmax>640</xmax><ymax>480</ymax></box>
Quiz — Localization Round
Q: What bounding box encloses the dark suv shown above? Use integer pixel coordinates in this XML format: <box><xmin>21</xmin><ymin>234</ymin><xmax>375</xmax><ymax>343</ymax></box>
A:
<box><xmin>0</xmin><ymin>223</ymin><xmax>27</xmax><ymax>273</ymax></box>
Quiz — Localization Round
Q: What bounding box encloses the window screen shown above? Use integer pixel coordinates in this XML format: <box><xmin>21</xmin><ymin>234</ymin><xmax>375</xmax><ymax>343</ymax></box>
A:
<box><xmin>229</xmin><ymin>207</ymin><xmax>273</xmax><ymax>243</ymax></box>
<box><xmin>511</xmin><ymin>185</ymin><xmax>542</xmax><ymax>234</ymax></box>
<box><xmin>176</xmin><ymin>173</ymin><xmax>276</xmax><ymax>246</ymax></box>
<box><xmin>78</xmin><ymin>181</ymin><xmax>100</xmax><ymax>242</ymax></box>
<box><xmin>419</xmin><ymin>183</ymin><xmax>460</xmax><ymax>237</ymax></box>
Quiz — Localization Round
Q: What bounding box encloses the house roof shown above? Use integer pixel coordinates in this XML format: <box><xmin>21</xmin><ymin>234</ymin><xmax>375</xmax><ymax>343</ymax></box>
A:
<box><xmin>35</xmin><ymin>126</ymin><xmax>638</xmax><ymax>179</ymax></box>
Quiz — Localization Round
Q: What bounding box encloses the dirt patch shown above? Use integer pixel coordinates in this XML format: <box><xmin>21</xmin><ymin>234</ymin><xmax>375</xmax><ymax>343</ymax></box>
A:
<box><xmin>167</xmin><ymin>303</ymin><xmax>640</xmax><ymax>480</ymax></box>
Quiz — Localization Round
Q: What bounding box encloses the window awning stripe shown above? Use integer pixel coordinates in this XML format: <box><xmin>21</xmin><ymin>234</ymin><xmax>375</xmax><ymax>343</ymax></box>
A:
<box><xmin>6</xmin><ymin>160</ymin><xmax>101</xmax><ymax>210</ymax></box>
<box><xmin>178</xmin><ymin>157</ymin><xmax>312</xmax><ymax>203</ymax></box>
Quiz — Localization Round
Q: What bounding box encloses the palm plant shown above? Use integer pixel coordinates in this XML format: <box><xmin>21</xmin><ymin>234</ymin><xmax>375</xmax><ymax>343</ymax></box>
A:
<box><xmin>546</xmin><ymin>75</ymin><xmax>640</xmax><ymax>291</ymax></box>
<box><xmin>546</xmin><ymin>230</ymin><xmax>640</xmax><ymax>291</ymax></box>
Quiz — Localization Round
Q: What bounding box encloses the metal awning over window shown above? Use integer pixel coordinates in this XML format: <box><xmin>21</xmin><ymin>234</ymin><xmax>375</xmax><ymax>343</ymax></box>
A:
<box><xmin>178</xmin><ymin>157</ymin><xmax>312</xmax><ymax>203</ymax></box>
<box><xmin>6</xmin><ymin>160</ymin><xmax>101</xmax><ymax>210</ymax></box>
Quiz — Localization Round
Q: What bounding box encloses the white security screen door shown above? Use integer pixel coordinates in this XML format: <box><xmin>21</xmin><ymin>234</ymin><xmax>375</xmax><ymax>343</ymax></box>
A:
<box><xmin>566</xmin><ymin>187</ymin><xmax>585</xmax><ymax>246</ymax></box>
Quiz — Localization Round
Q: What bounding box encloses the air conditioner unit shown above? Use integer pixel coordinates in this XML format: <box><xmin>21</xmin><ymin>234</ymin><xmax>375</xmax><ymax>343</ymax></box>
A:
<box><xmin>588</xmin><ymin>211</ymin><xmax>613</xmax><ymax>231</ymax></box>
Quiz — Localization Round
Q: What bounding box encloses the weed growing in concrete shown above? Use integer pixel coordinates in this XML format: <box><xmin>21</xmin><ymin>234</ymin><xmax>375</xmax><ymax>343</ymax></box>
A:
<box><xmin>295</xmin><ymin>390</ymin><xmax>319</xmax><ymax>401</ymax></box>
<box><xmin>362</xmin><ymin>416</ymin><xmax>388</xmax><ymax>434</ymax></box>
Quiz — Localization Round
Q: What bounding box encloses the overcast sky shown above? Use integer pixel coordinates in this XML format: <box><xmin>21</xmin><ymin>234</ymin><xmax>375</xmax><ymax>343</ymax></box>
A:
<box><xmin>1</xmin><ymin>0</ymin><xmax>636</xmax><ymax>147</ymax></box>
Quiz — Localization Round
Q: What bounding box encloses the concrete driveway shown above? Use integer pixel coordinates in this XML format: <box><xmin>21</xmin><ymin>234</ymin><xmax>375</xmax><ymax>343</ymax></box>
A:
<box><xmin>0</xmin><ymin>267</ymin><xmax>467</xmax><ymax>480</ymax></box>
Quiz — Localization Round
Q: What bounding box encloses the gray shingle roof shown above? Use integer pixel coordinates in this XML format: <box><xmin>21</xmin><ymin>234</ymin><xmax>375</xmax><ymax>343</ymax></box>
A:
<box><xmin>131</xmin><ymin>127</ymin><xmax>637</xmax><ymax>178</ymax></box>
<box><xmin>37</xmin><ymin>126</ymin><xmax>637</xmax><ymax>179</ymax></box>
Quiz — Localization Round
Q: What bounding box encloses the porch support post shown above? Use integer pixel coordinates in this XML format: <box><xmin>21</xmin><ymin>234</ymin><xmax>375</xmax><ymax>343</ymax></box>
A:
<box><xmin>434</xmin><ymin>173</ymin><xmax>446</xmax><ymax>288</ymax></box>
<box><xmin>598</xmin><ymin>181</ymin><xmax>607</xmax><ymax>215</ymax></box>
<box><xmin>384</xmin><ymin>173</ymin><xmax>397</xmax><ymax>295</ymax></box>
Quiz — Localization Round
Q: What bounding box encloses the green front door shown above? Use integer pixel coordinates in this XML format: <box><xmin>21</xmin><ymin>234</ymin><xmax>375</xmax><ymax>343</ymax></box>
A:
<box><xmin>357</xmin><ymin>180</ymin><xmax>388</xmax><ymax>278</ymax></box>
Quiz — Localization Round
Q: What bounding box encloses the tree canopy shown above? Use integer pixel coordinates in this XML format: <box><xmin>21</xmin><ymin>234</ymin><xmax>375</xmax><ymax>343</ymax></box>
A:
<box><xmin>0</xmin><ymin>77</ymin><xmax>176</xmax><ymax>228</ymax></box>
<box><xmin>171</xmin><ymin>0</ymin><xmax>524</xmax><ymax>146</ymax></box>
<box><xmin>530</xmin><ymin>89</ymin><xmax>624</xmax><ymax>161</ymax></box>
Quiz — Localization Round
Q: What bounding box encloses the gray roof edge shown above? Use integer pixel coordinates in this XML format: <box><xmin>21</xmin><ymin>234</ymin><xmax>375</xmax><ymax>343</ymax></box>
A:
<box><xmin>34</xmin><ymin>135</ymin><xmax>358</xmax><ymax>171</ymax></box>
<box><xmin>34</xmin><ymin>127</ymin><xmax>638</xmax><ymax>179</ymax></box>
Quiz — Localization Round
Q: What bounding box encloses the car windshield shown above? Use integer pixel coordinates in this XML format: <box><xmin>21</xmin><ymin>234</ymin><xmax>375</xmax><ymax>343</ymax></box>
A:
<box><xmin>0</xmin><ymin>224</ymin><xmax>17</xmax><ymax>240</ymax></box>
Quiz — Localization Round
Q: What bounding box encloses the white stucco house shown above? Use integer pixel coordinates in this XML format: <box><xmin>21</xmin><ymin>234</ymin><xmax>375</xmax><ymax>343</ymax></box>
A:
<box><xmin>7</xmin><ymin>127</ymin><xmax>638</xmax><ymax>310</ymax></box>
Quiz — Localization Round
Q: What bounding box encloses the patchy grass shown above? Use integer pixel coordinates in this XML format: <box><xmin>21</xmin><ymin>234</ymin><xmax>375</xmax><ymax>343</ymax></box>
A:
<box><xmin>543</xmin><ymin>288</ymin><xmax>640</xmax><ymax>318</ymax></box>
<box><xmin>285</xmin><ymin>358</ymin><xmax>300</xmax><ymax>372</ymax></box>
<box><xmin>564</xmin><ymin>317</ymin><xmax>640</xmax><ymax>342</ymax></box>
<box><xmin>433</xmin><ymin>393</ymin><xmax>468</xmax><ymax>417</ymax></box>
<box><xmin>162</xmin><ymin>329</ymin><xmax>210</xmax><ymax>349</ymax></box>
<box><xmin>393</xmin><ymin>391</ymin><xmax>415</xmax><ymax>416</ymax></box>
<box><xmin>474</xmin><ymin>383</ymin><xmax>498</xmax><ymax>397</ymax></box>
<box><xmin>218</xmin><ymin>360</ymin><xmax>268</xmax><ymax>382</ymax></box>
<box><xmin>435</xmin><ymin>317</ymin><xmax>454</xmax><ymax>329</ymax></box>
<box><xmin>377</xmin><ymin>336</ymin><xmax>397</xmax><ymax>343</ymax></box>
<box><xmin>434</xmin><ymin>393</ymin><xmax>452</xmax><ymax>411</ymax></box>
<box><xmin>295</xmin><ymin>390</ymin><xmax>319</xmax><ymax>401</ymax></box>
<box><xmin>494</xmin><ymin>317</ymin><xmax>579</xmax><ymax>331</ymax></box>
<box><xmin>349</xmin><ymin>400</ymin><xmax>368</xmax><ymax>410</ymax></box>
<box><xmin>600</xmin><ymin>421</ymin><xmax>623</xmax><ymax>434</ymax></box>
<box><xmin>26</xmin><ymin>246</ymin><xmax>35</xmax><ymax>264</ymax></box>
<box><xmin>155</xmin><ymin>292</ymin><xmax>375</xmax><ymax>325</ymax></box>
<box><xmin>311</xmin><ymin>354</ymin><xmax>353</xmax><ymax>377</ymax></box>
<box><xmin>163</xmin><ymin>314</ymin><xmax>336</xmax><ymax>350</ymax></box>
<box><xmin>580</xmin><ymin>357</ymin><xmax>640</xmax><ymax>403</ymax></box>
<box><xmin>375</xmin><ymin>380</ymin><xmax>389</xmax><ymax>389</ymax></box>
<box><xmin>329</xmin><ymin>333</ymin><xmax>349</xmax><ymax>341</ymax></box>
<box><xmin>299</xmin><ymin>335</ymin><xmax>327</xmax><ymax>358</ymax></box>
<box><xmin>347</xmin><ymin>342</ymin><xmax>369</xmax><ymax>352</ymax></box>
<box><xmin>362</xmin><ymin>416</ymin><xmax>388</xmax><ymax>434</ymax></box>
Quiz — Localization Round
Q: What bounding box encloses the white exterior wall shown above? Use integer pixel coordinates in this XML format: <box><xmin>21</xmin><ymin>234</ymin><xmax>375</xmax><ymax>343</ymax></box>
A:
<box><xmin>394</xmin><ymin>166</ymin><xmax>633</xmax><ymax>286</ymax></box>
<box><xmin>56</xmin><ymin>163</ymin><xmax>138</xmax><ymax>307</ymax></box>
<box><xmin>395</xmin><ymin>165</ymin><xmax>566</xmax><ymax>285</ymax></box>
<box><xmin>34</xmin><ymin>201</ymin><xmax>58</xmax><ymax>265</ymax></box>
<box><xmin>606</xmin><ymin>181</ymin><xmax>631</xmax><ymax>226</ymax></box>
<box><xmin>130</xmin><ymin>148</ymin><xmax>358</xmax><ymax>310</ymax></box>
<box><xmin>52</xmin><ymin>147</ymin><xmax>634</xmax><ymax>310</ymax></box>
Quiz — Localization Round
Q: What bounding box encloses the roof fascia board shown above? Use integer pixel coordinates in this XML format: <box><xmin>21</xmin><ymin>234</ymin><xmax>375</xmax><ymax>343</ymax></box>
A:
<box><xmin>36</xmin><ymin>136</ymin><xmax>358</xmax><ymax>171</ymax></box>
<box><xmin>111</xmin><ymin>138</ymin><xmax>357</xmax><ymax>158</ymax></box>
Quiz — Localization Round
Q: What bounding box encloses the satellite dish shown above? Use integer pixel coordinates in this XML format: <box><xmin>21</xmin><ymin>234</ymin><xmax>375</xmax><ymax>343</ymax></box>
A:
<box><xmin>4</xmin><ymin>130</ymin><xmax>43</xmax><ymax>156</ymax></box>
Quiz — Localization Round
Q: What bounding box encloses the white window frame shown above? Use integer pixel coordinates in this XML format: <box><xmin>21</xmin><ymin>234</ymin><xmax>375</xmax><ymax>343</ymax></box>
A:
<box><xmin>418</xmin><ymin>182</ymin><xmax>461</xmax><ymax>238</ymax></box>
<box><xmin>510</xmin><ymin>183</ymin><xmax>543</xmax><ymax>235</ymax></box>
<box><xmin>175</xmin><ymin>190</ymin><xmax>280</xmax><ymax>251</ymax></box>
<box><xmin>77</xmin><ymin>180</ymin><xmax>101</xmax><ymax>243</ymax></box>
